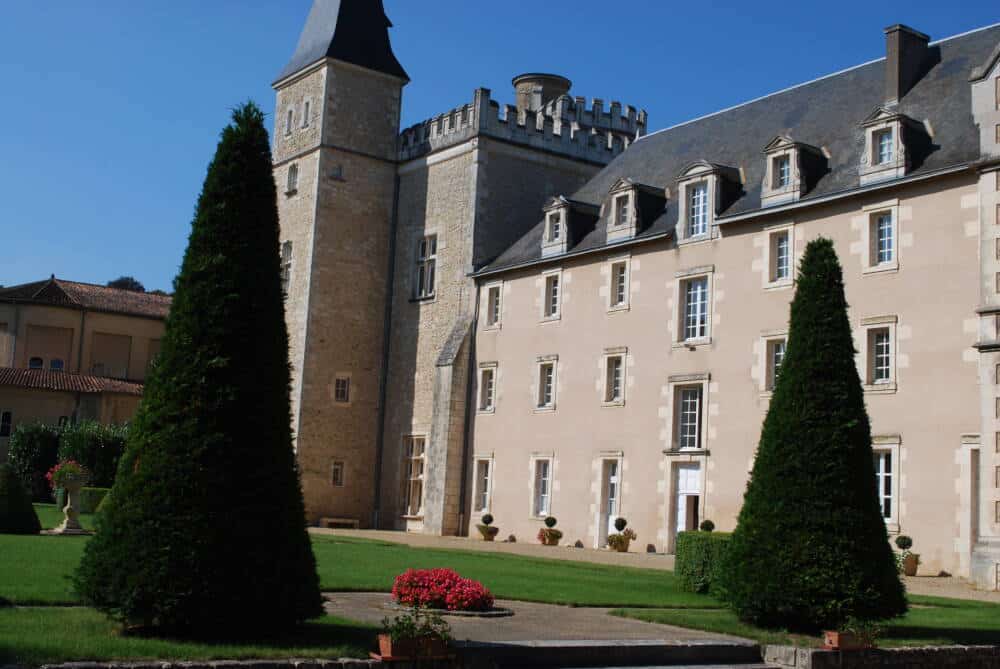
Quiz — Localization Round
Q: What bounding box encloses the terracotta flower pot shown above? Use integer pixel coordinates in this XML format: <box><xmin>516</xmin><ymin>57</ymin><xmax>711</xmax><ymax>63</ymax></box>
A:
<box><xmin>614</xmin><ymin>539</ymin><xmax>630</xmax><ymax>553</ymax></box>
<box><xmin>902</xmin><ymin>553</ymin><xmax>920</xmax><ymax>577</ymax></box>
<box><xmin>482</xmin><ymin>533</ymin><xmax>495</xmax><ymax>542</ymax></box>
<box><xmin>377</xmin><ymin>634</ymin><xmax>447</xmax><ymax>659</ymax></box>
<box><xmin>824</xmin><ymin>630</ymin><xmax>862</xmax><ymax>651</ymax></box>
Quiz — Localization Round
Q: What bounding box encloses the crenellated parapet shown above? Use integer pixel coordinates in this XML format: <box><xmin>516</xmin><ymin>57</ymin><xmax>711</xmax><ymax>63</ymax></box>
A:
<box><xmin>398</xmin><ymin>86</ymin><xmax>647</xmax><ymax>164</ymax></box>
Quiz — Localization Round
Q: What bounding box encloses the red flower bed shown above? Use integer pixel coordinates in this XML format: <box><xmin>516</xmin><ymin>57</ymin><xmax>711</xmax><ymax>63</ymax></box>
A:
<box><xmin>391</xmin><ymin>568</ymin><xmax>494</xmax><ymax>612</ymax></box>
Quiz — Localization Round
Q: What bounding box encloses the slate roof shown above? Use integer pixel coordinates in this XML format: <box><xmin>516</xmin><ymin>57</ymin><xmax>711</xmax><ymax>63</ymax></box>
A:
<box><xmin>479</xmin><ymin>23</ymin><xmax>1000</xmax><ymax>276</ymax></box>
<box><xmin>0</xmin><ymin>277</ymin><xmax>171</xmax><ymax>320</ymax></box>
<box><xmin>276</xmin><ymin>0</ymin><xmax>408</xmax><ymax>83</ymax></box>
<box><xmin>0</xmin><ymin>367</ymin><xmax>144</xmax><ymax>396</ymax></box>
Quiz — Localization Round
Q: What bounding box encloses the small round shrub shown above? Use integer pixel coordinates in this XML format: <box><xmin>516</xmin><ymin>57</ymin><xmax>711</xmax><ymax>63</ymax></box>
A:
<box><xmin>614</xmin><ymin>517</ymin><xmax>627</xmax><ymax>532</ymax></box>
<box><xmin>507</xmin><ymin>534</ymin><xmax>516</xmax><ymax>543</ymax></box>
<box><xmin>895</xmin><ymin>535</ymin><xmax>913</xmax><ymax>551</ymax></box>
<box><xmin>481</xmin><ymin>513</ymin><xmax>494</xmax><ymax>526</ymax></box>
<box><xmin>544</xmin><ymin>516</ymin><xmax>557</xmax><ymax>528</ymax></box>
<box><xmin>392</xmin><ymin>568</ymin><xmax>494</xmax><ymax>612</ymax></box>
<box><xmin>573</xmin><ymin>540</ymin><xmax>584</xmax><ymax>548</ymax></box>
<box><xmin>0</xmin><ymin>463</ymin><xmax>41</xmax><ymax>535</ymax></box>
<box><xmin>699</xmin><ymin>519</ymin><xmax>715</xmax><ymax>532</ymax></box>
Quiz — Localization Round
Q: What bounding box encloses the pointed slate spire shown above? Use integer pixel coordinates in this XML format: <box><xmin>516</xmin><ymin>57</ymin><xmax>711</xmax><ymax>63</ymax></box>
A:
<box><xmin>276</xmin><ymin>0</ymin><xmax>408</xmax><ymax>83</ymax></box>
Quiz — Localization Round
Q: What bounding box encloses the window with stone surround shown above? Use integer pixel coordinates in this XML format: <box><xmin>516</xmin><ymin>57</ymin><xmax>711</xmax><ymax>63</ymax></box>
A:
<box><xmin>537</xmin><ymin>359</ymin><xmax>557</xmax><ymax>409</ymax></box>
<box><xmin>280</xmin><ymin>241</ymin><xmax>293</xmax><ymax>296</ymax></box>
<box><xmin>546</xmin><ymin>210</ymin><xmax>562</xmax><ymax>243</ymax></box>
<box><xmin>415</xmin><ymin>235</ymin><xmax>437</xmax><ymax>299</ymax></box>
<box><xmin>331</xmin><ymin>460</ymin><xmax>345</xmax><ymax>487</ymax></box>
<box><xmin>0</xmin><ymin>410</ymin><xmax>11</xmax><ymax>438</ymax></box>
<box><xmin>610</xmin><ymin>260</ymin><xmax>629</xmax><ymax>310</ymax></box>
<box><xmin>682</xmin><ymin>276</ymin><xmax>709</xmax><ymax>341</ymax></box>
<box><xmin>403</xmin><ymin>435</ymin><xmax>426</xmax><ymax>517</ymax></box>
<box><xmin>766</xmin><ymin>227</ymin><xmax>793</xmax><ymax>286</ymax></box>
<box><xmin>286</xmin><ymin>163</ymin><xmax>299</xmax><ymax>195</ymax></box>
<box><xmin>478</xmin><ymin>365</ymin><xmax>496</xmax><ymax>412</ymax></box>
<box><xmin>532</xmin><ymin>458</ymin><xmax>552</xmax><ymax>517</ymax></box>
<box><xmin>543</xmin><ymin>272</ymin><xmax>560</xmax><ymax>319</ymax></box>
<box><xmin>861</xmin><ymin>316</ymin><xmax>897</xmax><ymax>391</ymax></box>
<box><xmin>688</xmin><ymin>182</ymin><xmax>709</xmax><ymax>237</ymax></box>
<box><xmin>285</xmin><ymin>107</ymin><xmax>294</xmax><ymax>136</ymax></box>
<box><xmin>773</xmin><ymin>155</ymin><xmax>791</xmax><ymax>189</ymax></box>
<box><xmin>473</xmin><ymin>458</ymin><xmax>492</xmax><ymax>513</ymax></box>
<box><xmin>302</xmin><ymin>99</ymin><xmax>311</xmax><ymax>128</ymax></box>
<box><xmin>765</xmin><ymin>337</ymin><xmax>787</xmax><ymax>392</ymax></box>
<box><xmin>613</xmin><ymin>193</ymin><xmax>631</xmax><ymax>228</ymax></box>
<box><xmin>873</xmin><ymin>449</ymin><xmax>894</xmax><ymax>520</ymax></box>
<box><xmin>485</xmin><ymin>284</ymin><xmax>502</xmax><ymax>328</ymax></box>
<box><xmin>603</xmin><ymin>350</ymin><xmax>625</xmax><ymax>405</ymax></box>
<box><xmin>862</xmin><ymin>202</ymin><xmax>899</xmax><ymax>274</ymax></box>
<box><xmin>334</xmin><ymin>375</ymin><xmax>350</xmax><ymax>403</ymax></box>
<box><xmin>675</xmin><ymin>385</ymin><xmax>703</xmax><ymax>451</ymax></box>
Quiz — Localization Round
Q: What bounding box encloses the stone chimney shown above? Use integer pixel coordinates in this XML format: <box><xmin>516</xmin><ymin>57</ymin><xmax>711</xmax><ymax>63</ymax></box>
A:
<box><xmin>884</xmin><ymin>24</ymin><xmax>930</xmax><ymax>104</ymax></box>
<box><xmin>512</xmin><ymin>73</ymin><xmax>572</xmax><ymax>114</ymax></box>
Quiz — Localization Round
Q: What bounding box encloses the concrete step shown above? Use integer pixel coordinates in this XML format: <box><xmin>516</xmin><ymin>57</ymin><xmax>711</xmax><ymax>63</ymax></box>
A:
<box><xmin>453</xmin><ymin>639</ymin><xmax>765</xmax><ymax>668</ymax></box>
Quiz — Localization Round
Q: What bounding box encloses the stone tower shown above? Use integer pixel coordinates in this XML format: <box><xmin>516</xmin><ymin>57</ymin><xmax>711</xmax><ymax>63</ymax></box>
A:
<box><xmin>272</xmin><ymin>0</ymin><xmax>407</xmax><ymax>525</ymax></box>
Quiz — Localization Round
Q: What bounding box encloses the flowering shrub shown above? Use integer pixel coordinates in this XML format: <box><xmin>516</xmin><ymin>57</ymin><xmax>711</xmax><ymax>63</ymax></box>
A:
<box><xmin>392</xmin><ymin>568</ymin><xmax>494</xmax><ymax>612</ymax></box>
<box><xmin>46</xmin><ymin>460</ymin><xmax>89</xmax><ymax>490</ymax></box>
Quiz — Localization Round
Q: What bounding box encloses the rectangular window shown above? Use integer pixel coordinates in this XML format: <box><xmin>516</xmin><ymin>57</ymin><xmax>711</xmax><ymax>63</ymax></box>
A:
<box><xmin>614</xmin><ymin>194</ymin><xmax>630</xmax><ymax>227</ymax></box>
<box><xmin>285</xmin><ymin>108</ymin><xmax>293</xmax><ymax>136</ymax></box>
<box><xmin>280</xmin><ymin>241</ymin><xmax>293</xmax><ymax>295</ymax></box>
<box><xmin>331</xmin><ymin>460</ymin><xmax>345</xmax><ymax>487</ymax></box>
<box><xmin>683</xmin><ymin>277</ymin><xmax>709</xmax><ymax>340</ymax></box>
<box><xmin>403</xmin><ymin>436</ymin><xmax>425</xmax><ymax>517</ymax></box>
<box><xmin>479</xmin><ymin>367</ymin><xmax>495</xmax><ymax>411</ymax></box>
<box><xmin>873</xmin><ymin>450</ymin><xmax>893</xmax><ymax>520</ymax></box>
<box><xmin>875</xmin><ymin>213</ymin><xmax>894</xmax><ymax>264</ymax></box>
<box><xmin>416</xmin><ymin>235</ymin><xmax>437</xmax><ymax>298</ymax></box>
<box><xmin>29</xmin><ymin>357</ymin><xmax>43</xmax><ymax>370</ymax></box>
<box><xmin>870</xmin><ymin>328</ymin><xmax>892</xmax><ymax>384</ymax></box>
<box><xmin>547</xmin><ymin>211</ymin><xmax>562</xmax><ymax>242</ymax></box>
<box><xmin>766</xmin><ymin>338</ymin><xmax>787</xmax><ymax>391</ymax></box>
<box><xmin>605</xmin><ymin>355</ymin><xmax>624</xmax><ymax>403</ymax></box>
<box><xmin>533</xmin><ymin>458</ymin><xmax>552</xmax><ymax>516</ymax></box>
<box><xmin>334</xmin><ymin>376</ymin><xmax>350</xmax><ymax>403</ymax></box>
<box><xmin>611</xmin><ymin>261</ymin><xmax>628</xmax><ymax>307</ymax></box>
<box><xmin>875</xmin><ymin>129</ymin><xmax>893</xmax><ymax>164</ymax></box>
<box><xmin>538</xmin><ymin>361</ymin><xmax>555</xmax><ymax>408</ymax></box>
<box><xmin>688</xmin><ymin>182</ymin><xmax>708</xmax><ymax>236</ymax></box>
<box><xmin>0</xmin><ymin>410</ymin><xmax>11</xmax><ymax>438</ymax></box>
<box><xmin>544</xmin><ymin>274</ymin><xmax>560</xmax><ymax>318</ymax></box>
<box><xmin>773</xmin><ymin>155</ymin><xmax>791</xmax><ymax>188</ymax></box>
<box><xmin>474</xmin><ymin>459</ymin><xmax>492</xmax><ymax>513</ymax></box>
<box><xmin>771</xmin><ymin>230</ymin><xmax>791</xmax><ymax>282</ymax></box>
<box><xmin>676</xmin><ymin>387</ymin><xmax>702</xmax><ymax>451</ymax></box>
<box><xmin>486</xmin><ymin>286</ymin><xmax>502</xmax><ymax>326</ymax></box>
<box><xmin>302</xmin><ymin>100</ymin><xmax>311</xmax><ymax>127</ymax></box>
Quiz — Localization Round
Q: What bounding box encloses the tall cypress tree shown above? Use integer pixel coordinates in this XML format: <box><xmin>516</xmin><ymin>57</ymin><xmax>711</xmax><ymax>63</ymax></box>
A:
<box><xmin>75</xmin><ymin>103</ymin><xmax>322</xmax><ymax>636</ymax></box>
<box><xmin>719</xmin><ymin>238</ymin><xmax>906</xmax><ymax>631</ymax></box>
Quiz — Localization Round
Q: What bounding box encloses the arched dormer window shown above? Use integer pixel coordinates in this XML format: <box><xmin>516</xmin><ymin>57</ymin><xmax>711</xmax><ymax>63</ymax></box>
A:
<box><xmin>286</xmin><ymin>163</ymin><xmax>299</xmax><ymax>195</ymax></box>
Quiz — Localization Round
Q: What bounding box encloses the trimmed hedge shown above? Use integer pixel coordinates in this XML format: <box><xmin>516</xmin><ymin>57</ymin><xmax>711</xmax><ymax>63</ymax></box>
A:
<box><xmin>58</xmin><ymin>422</ymin><xmax>127</xmax><ymax>488</ymax></box>
<box><xmin>54</xmin><ymin>487</ymin><xmax>110</xmax><ymax>514</ymax></box>
<box><xmin>0</xmin><ymin>463</ymin><xmax>41</xmax><ymax>534</ymax></box>
<box><xmin>6</xmin><ymin>423</ymin><xmax>61</xmax><ymax>502</ymax></box>
<box><xmin>675</xmin><ymin>531</ymin><xmax>730</xmax><ymax>596</ymax></box>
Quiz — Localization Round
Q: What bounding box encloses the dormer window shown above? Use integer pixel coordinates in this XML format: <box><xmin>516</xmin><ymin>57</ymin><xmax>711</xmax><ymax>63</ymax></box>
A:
<box><xmin>859</xmin><ymin>108</ymin><xmax>921</xmax><ymax>185</ymax></box>
<box><xmin>605</xmin><ymin>179</ymin><xmax>657</xmax><ymax>243</ymax></box>
<box><xmin>541</xmin><ymin>201</ymin><xmax>571</xmax><ymax>257</ymax></box>
<box><xmin>614</xmin><ymin>193</ymin><xmax>630</xmax><ymax>227</ymax></box>
<box><xmin>761</xmin><ymin>136</ymin><xmax>823</xmax><ymax>207</ymax></box>
<box><xmin>688</xmin><ymin>182</ymin><xmax>709</xmax><ymax>237</ymax></box>
<box><xmin>676</xmin><ymin>162</ymin><xmax>737</xmax><ymax>243</ymax></box>
<box><xmin>548</xmin><ymin>211</ymin><xmax>562</xmax><ymax>241</ymax></box>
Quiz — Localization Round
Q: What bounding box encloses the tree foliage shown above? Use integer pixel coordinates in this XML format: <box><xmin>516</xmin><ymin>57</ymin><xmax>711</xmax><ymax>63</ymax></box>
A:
<box><xmin>76</xmin><ymin>102</ymin><xmax>322</xmax><ymax>636</ymax></box>
<box><xmin>0</xmin><ymin>463</ymin><xmax>41</xmax><ymax>534</ymax></box>
<box><xmin>106</xmin><ymin>276</ymin><xmax>145</xmax><ymax>292</ymax></box>
<box><xmin>719</xmin><ymin>238</ymin><xmax>906</xmax><ymax>631</ymax></box>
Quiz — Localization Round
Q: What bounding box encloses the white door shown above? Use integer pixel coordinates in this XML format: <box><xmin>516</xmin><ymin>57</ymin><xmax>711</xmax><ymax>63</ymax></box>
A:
<box><xmin>674</xmin><ymin>463</ymin><xmax>701</xmax><ymax>539</ymax></box>
<box><xmin>605</xmin><ymin>460</ymin><xmax>620</xmax><ymax>538</ymax></box>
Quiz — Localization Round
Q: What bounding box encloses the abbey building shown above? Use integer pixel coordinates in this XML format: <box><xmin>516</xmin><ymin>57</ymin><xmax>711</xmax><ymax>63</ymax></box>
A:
<box><xmin>273</xmin><ymin>0</ymin><xmax>1000</xmax><ymax>590</ymax></box>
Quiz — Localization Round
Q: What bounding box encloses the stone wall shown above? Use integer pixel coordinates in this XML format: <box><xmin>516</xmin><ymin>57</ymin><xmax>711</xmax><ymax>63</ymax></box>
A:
<box><xmin>765</xmin><ymin>644</ymin><xmax>1000</xmax><ymax>668</ymax></box>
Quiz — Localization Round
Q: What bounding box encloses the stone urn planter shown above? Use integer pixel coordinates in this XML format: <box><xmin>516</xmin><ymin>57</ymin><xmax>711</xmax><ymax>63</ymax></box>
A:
<box><xmin>55</xmin><ymin>473</ymin><xmax>89</xmax><ymax>534</ymax></box>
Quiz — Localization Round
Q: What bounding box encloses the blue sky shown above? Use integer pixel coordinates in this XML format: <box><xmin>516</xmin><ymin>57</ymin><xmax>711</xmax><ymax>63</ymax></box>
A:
<box><xmin>1</xmin><ymin>1</ymin><xmax>997</xmax><ymax>292</ymax></box>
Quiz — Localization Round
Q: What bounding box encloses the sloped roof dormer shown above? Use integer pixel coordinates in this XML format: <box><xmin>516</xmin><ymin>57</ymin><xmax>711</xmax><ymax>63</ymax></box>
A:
<box><xmin>761</xmin><ymin>135</ymin><xmax>827</xmax><ymax>207</ymax></box>
<box><xmin>539</xmin><ymin>196</ymin><xmax>600</xmax><ymax>258</ymax></box>
<box><xmin>859</xmin><ymin>106</ymin><xmax>930</xmax><ymax>185</ymax></box>
<box><xmin>605</xmin><ymin>178</ymin><xmax>665</xmax><ymax>243</ymax></box>
<box><xmin>675</xmin><ymin>161</ymin><xmax>741</xmax><ymax>243</ymax></box>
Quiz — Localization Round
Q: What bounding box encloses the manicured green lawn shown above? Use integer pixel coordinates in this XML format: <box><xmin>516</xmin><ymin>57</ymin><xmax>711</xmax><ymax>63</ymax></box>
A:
<box><xmin>0</xmin><ymin>608</ymin><xmax>373</xmax><ymax>665</ymax></box>
<box><xmin>611</xmin><ymin>595</ymin><xmax>1000</xmax><ymax>648</ymax></box>
<box><xmin>311</xmin><ymin>535</ymin><xmax>718</xmax><ymax>608</ymax></box>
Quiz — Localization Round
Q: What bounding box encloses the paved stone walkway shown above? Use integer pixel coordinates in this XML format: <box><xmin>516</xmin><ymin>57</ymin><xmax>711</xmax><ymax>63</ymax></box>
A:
<box><xmin>312</xmin><ymin>528</ymin><xmax>1000</xmax><ymax>602</ymax></box>
<box><xmin>323</xmin><ymin>592</ymin><xmax>739</xmax><ymax>643</ymax></box>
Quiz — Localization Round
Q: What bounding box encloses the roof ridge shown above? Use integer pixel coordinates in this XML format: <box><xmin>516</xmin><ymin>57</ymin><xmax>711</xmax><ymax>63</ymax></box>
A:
<box><xmin>636</xmin><ymin>21</ymin><xmax>1000</xmax><ymax>144</ymax></box>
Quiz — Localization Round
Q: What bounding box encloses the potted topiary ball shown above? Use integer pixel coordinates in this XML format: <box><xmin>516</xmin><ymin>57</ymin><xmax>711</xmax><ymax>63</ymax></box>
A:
<box><xmin>699</xmin><ymin>519</ymin><xmax>715</xmax><ymax>532</ymax></box>
<box><xmin>895</xmin><ymin>535</ymin><xmax>920</xmax><ymax>576</ymax></box>
<box><xmin>537</xmin><ymin>516</ymin><xmax>563</xmax><ymax>546</ymax></box>
<box><xmin>476</xmin><ymin>513</ymin><xmax>499</xmax><ymax>542</ymax></box>
<box><xmin>614</xmin><ymin>517</ymin><xmax>627</xmax><ymax>532</ymax></box>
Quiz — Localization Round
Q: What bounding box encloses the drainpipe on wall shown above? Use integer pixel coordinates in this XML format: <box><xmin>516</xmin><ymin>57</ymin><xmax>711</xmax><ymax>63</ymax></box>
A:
<box><xmin>455</xmin><ymin>286</ymin><xmax>481</xmax><ymax>536</ymax></box>
<box><xmin>372</xmin><ymin>172</ymin><xmax>402</xmax><ymax>529</ymax></box>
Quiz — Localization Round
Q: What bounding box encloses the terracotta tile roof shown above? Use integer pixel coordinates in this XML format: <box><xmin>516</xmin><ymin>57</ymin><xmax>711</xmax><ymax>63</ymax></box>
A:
<box><xmin>0</xmin><ymin>276</ymin><xmax>170</xmax><ymax>319</ymax></box>
<box><xmin>0</xmin><ymin>367</ymin><xmax>144</xmax><ymax>396</ymax></box>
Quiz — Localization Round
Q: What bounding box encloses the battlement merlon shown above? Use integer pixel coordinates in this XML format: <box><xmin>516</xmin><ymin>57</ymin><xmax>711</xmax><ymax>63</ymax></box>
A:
<box><xmin>397</xmin><ymin>87</ymin><xmax>648</xmax><ymax>164</ymax></box>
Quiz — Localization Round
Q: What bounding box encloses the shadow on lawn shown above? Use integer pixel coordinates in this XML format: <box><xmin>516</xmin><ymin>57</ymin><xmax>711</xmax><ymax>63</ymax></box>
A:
<box><xmin>120</xmin><ymin>618</ymin><xmax>378</xmax><ymax>648</ymax></box>
<box><xmin>883</xmin><ymin>624</ymin><xmax>1000</xmax><ymax>646</ymax></box>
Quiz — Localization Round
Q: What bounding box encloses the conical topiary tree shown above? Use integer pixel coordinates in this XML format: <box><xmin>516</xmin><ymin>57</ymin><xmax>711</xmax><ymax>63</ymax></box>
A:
<box><xmin>75</xmin><ymin>102</ymin><xmax>322</xmax><ymax>636</ymax></box>
<box><xmin>719</xmin><ymin>237</ymin><xmax>906</xmax><ymax>631</ymax></box>
<box><xmin>0</xmin><ymin>463</ymin><xmax>41</xmax><ymax>534</ymax></box>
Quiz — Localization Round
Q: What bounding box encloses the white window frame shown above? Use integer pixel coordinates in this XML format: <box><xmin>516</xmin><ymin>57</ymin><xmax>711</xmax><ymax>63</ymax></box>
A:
<box><xmin>535</xmin><ymin>355</ymin><xmax>558</xmax><ymax>412</ymax></box>
<box><xmin>666</xmin><ymin>374</ymin><xmax>710</xmax><ymax>453</ymax></box>
<box><xmin>333</xmin><ymin>374</ymin><xmax>351</xmax><ymax>405</ymax></box>
<box><xmin>478</xmin><ymin>363</ymin><xmax>497</xmax><ymax>413</ymax></box>
<box><xmin>773</xmin><ymin>154</ymin><xmax>791</xmax><ymax>189</ymax></box>
<box><xmin>874</xmin><ymin>128</ymin><xmax>894</xmax><ymax>166</ymax></box>
<box><xmin>415</xmin><ymin>234</ymin><xmax>437</xmax><ymax>299</ymax></box>
<box><xmin>860</xmin><ymin>316</ymin><xmax>898</xmax><ymax>393</ymax></box>
<box><xmin>532</xmin><ymin>457</ymin><xmax>553</xmax><ymax>517</ymax></box>
<box><xmin>473</xmin><ymin>457</ymin><xmax>493</xmax><ymax>514</ymax></box>
<box><xmin>764</xmin><ymin>336</ymin><xmax>787</xmax><ymax>393</ymax></box>
<box><xmin>608</xmin><ymin>258</ymin><xmax>630</xmax><ymax>312</ymax></box>
<box><xmin>762</xmin><ymin>223</ymin><xmax>794</xmax><ymax>289</ymax></box>
<box><xmin>483</xmin><ymin>282</ymin><xmax>503</xmax><ymax>329</ymax></box>
<box><xmin>613</xmin><ymin>192</ymin><xmax>631</xmax><ymax>228</ymax></box>
<box><xmin>674</xmin><ymin>267</ymin><xmax>714</xmax><ymax>346</ymax></box>
<box><xmin>687</xmin><ymin>181</ymin><xmax>709</xmax><ymax>237</ymax></box>
<box><xmin>0</xmin><ymin>409</ymin><xmax>12</xmax><ymax>438</ymax></box>
<box><xmin>602</xmin><ymin>347</ymin><xmax>627</xmax><ymax>407</ymax></box>
<box><xmin>862</xmin><ymin>201</ymin><xmax>900</xmax><ymax>274</ymax></box>
<box><xmin>331</xmin><ymin>460</ymin><xmax>345</xmax><ymax>487</ymax></box>
<box><xmin>540</xmin><ymin>269</ymin><xmax>562</xmax><ymax>321</ymax></box>
<box><xmin>402</xmin><ymin>435</ymin><xmax>426</xmax><ymax>518</ymax></box>
<box><xmin>872</xmin><ymin>435</ymin><xmax>901</xmax><ymax>531</ymax></box>
<box><xmin>541</xmin><ymin>206</ymin><xmax>569</xmax><ymax>257</ymax></box>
